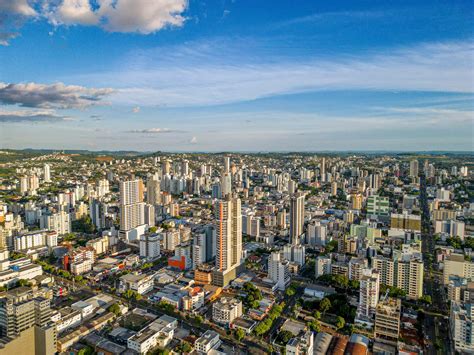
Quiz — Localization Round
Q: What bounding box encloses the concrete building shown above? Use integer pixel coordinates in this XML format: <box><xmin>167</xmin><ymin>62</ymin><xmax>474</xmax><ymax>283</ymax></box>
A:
<box><xmin>127</xmin><ymin>315</ymin><xmax>177</xmax><ymax>354</ymax></box>
<box><xmin>372</xmin><ymin>254</ymin><xmax>424</xmax><ymax>299</ymax></box>
<box><xmin>120</xmin><ymin>179</ymin><xmax>146</xmax><ymax>236</ymax></box>
<box><xmin>140</xmin><ymin>234</ymin><xmax>161</xmax><ymax>260</ymax></box>
<box><xmin>374</xmin><ymin>297</ymin><xmax>401</xmax><ymax>346</ymax></box>
<box><xmin>367</xmin><ymin>195</ymin><xmax>390</xmax><ymax>220</ymax></box>
<box><xmin>213</xmin><ymin>196</ymin><xmax>242</xmax><ymax>287</ymax></box>
<box><xmin>451</xmin><ymin>302</ymin><xmax>474</xmax><ymax>353</ymax></box>
<box><xmin>315</xmin><ymin>255</ymin><xmax>331</xmax><ymax>278</ymax></box>
<box><xmin>286</xmin><ymin>331</ymin><xmax>314</xmax><ymax>355</ymax></box>
<box><xmin>119</xmin><ymin>273</ymin><xmax>155</xmax><ymax>295</ymax></box>
<box><xmin>195</xmin><ymin>330</ymin><xmax>221</xmax><ymax>354</ymax></box>
<box><xmin>355</xmin><ymin>268</ymin><xmax>380</xmax><ymax>327</ymax></box>
<box><xmin>290</xmin><ymin>192</ymin><xmax>305</xmax><ymax>244</ymax></box>
<box><xmin>268</xmin><ymin>251</ymin><xmax>291</xmax><ymax>291</ymax></box>
<box><xmin>443</xmin><ymin>254</ymin><xmax>474</xmax><ymax>285</ymax></box>
<box><xmin>212</xmin><ymin>297</ymin><xmax>243</xmax><ymax>326</ymax></box>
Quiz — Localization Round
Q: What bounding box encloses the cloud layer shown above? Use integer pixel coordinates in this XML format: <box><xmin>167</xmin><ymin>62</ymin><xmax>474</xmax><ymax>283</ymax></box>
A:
<box><xmin>0</xmin><ymin>0</ymin><xmax>188</xmax><ymax>45</ymax></box>
<box><xmin>0</xmin><ymin>82</ymin><xmax>114</xmax><ymax>109</ymax></box>
<box><xmin>128</xmin><ymin>128</ymin><xmax>182</xmax><ymax>134</ymax></box>
<box><xmin>0</xmin><ymin>109</ymin><xmax>72</xmax><ymax>123</ymax></box>
<box><xmin>77</xmin><ymin>40</ymin><xmax>474</xmax><ymax>108</ymax></box>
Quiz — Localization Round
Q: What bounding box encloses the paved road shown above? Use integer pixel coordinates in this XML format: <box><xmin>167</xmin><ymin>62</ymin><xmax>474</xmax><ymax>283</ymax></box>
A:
<box><xmin>419</xmin><ymin>173</ymin><xmax>452</xmax><ymax>354</ymax></box>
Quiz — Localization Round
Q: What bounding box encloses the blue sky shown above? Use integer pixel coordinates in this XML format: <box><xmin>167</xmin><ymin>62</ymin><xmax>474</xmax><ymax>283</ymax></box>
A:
<box><xmin>0</xmin><ymin>0</ymin><xmax>473</xmax><ymax>151</ymax></box>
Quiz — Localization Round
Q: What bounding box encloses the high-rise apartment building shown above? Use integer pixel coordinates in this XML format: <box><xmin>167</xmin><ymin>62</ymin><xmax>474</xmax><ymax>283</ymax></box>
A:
<box><xmin>290</xmin><ymin>192</ymin><xmax>305</xmax><ymax>244</ymax></box>
<box><xmin>43</xmin><ymin>164</ymin><xmax>51</xmax><ymax>183</ymax></box>
<box><xmin>372</xmin><ymin>254</ymin><xmax>424</xmax><ymax>299</ymax></box>
<box><xmin>213</xmin><ymin>195</ymin><xmax>242</xmax><ymax>286</ymax></box>
<box><xmin>443</xmin><ymin>254</ymin><xmax>474</xmax><ymax>285</ymax></box>
<box><xmin>268</xmin><ymin>252</ymin><xmax>291</xmax><ymax>291</ymax></box>
<box><xmin>355</xmin><ymin>268</ymin><xmax>380</xmax><ymax>326</ymax></box>
<box><xmin>409</xmin><ymin>159</ymin><xmax>419</xmax><ymax>177</ymax></box>
<box><xmin>140</xmin><ymin>234</ymin><xmax>161</xmax><ymax>260</ymax></box>
<box><xmin>451</xmin><ymin>302</ymin><xmax>474</xmax><ymax>353</ymax></box>
<box><xmin>120</xmin><ymin>179</ymin><xmax>146</xmax><ymax>234</ymax></box>
<box><xmin>146</xmin><ymin>178</ymin><xmax>161</xmax><ymax>205</ymax></box>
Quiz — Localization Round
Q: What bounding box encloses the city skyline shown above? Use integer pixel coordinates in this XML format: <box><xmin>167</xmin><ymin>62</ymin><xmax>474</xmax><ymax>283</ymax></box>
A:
<box><xmin>1</xmin><ymin>0</ymin><xmax>473</xmax><ymax>151</ymax></box>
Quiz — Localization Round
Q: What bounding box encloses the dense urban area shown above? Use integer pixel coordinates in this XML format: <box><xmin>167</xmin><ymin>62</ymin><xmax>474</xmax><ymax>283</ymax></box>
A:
<box><xmin>0</xmin><ymin>150</ymin><xmax>472</xmax><ymax>355</ymax></box>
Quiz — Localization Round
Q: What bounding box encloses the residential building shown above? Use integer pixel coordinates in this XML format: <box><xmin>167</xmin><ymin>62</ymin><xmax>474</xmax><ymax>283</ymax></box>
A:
<box><xmin>268</xmin><ymin>251</ymin><xmax>290</xmax><ymax>291</ymax></box>
<box><xmin>212</xmin><ymin>297</ymin><xmax>242</xmax><ymax>326</ymax></box>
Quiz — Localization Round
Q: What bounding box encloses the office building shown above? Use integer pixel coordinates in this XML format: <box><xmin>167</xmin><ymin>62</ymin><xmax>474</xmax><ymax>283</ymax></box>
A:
<box><xmin>367</xmin><ymin>195</ymin><xmax>390</xmax><ymax>220</ymax></box>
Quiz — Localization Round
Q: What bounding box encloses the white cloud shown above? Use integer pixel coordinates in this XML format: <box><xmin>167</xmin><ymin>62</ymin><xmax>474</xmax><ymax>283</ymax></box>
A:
<box><xmin>0</xmin><ymin>32</ymin><xmax>19</xmax><ymax>46</ymax></box>
<box><xmin>46</xmin><ymin>0</ymin><xmax>187</xmax><ymax>33</ymax></box>
<box><xmin>128</xmin><ymin>128</ymin><xmax>182</xmax><ymax>133</ymax></box>
<box><xmin>0</xmin><ymin>0</ymin><xmax>188</xmax><ymax>45</ymax></box>
<box><xmin>0</xmin><ymin>0</ymin><xmax>37</xmax><ymax>45</ymax></box>
<box><xmin>0</xmin><ymin>109</ymin><xmax>72</xmax><ymax>122</ymax></box>
<box><xmin>0</xmin><ymin>0</ymin><xmax>37</xmax><ymax>17</ymax></box>
<box><xmin>0</xmin><ymin>82</ymin><xmax>114</xmax><ymax>109</ymax></box>
<box><xmin>132</xmin><ymin>106</ymin><xmax>140</xmax><ymax>113</ymax></box>
<box><xmin>49</xmin><ymin>0</ymin><xmax>99</xmax><ymax>26</ymax></box>
<box><xmin>72</xmin><ymin>40</ymin><xmax>473</xmax><ymax>108</ymax></box>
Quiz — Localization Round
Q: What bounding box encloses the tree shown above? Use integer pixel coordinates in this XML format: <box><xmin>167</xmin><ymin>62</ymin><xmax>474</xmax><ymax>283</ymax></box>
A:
<box><xmin>278</xmin><ymin>330</ymin><xmax>294</xmax><ymax>344</ymax></box>
<box><xmin>319</xmin><ymin>297</ymin><xmax>331</xmax><ymax>314</ymax></box>
<box><xmin>335</xmin><ymin>316</ymin><xmax>345</xmax><ymax>330</ymax></box>
<box><xmin>77</xmin><ymin>346</ymin><xmax>93</xmax><ymax>355</ymax></box>
<box><xmin>235</xmin><ymin>328</ymin><xmax>245</xmax><ymax>342</ymax></box>
<box><xmin>17</xmin><ymin>279</ymin><xmax>31</xmax><ymax>287</ymax></box>
<box><xmin>108</xmin><ymin>303</ymin><xmax>121</xmax><ymax>316</ymax></box>
<box><xmin>308</xmin><ymin>320</ymin><xmax>321</xmax><ymax>332</ymax></box>
<box><xmin>420</xmin><ymin>295</ymin><xmax>432</xmax><ymax>304</ymax></box>
<box><xmin>285</xmin><ymin>286</ymin><xmax>296</xmax><ymax>297</ymax></box>
<box><xmin>313</xmin><ymin>310</ymin><xmax>321</xmax><ymax>320</ymax></box>
<box><xmin>177</xmin><ymin>341</ymin><xmax>192</xmax><ymax>353</ymax></box>
<box><xmin>72</xmin><ymin>215</ymin><xmax>96</xmax><ymax>234</ymax></box>
<box><xmin>325</xmin><ymin>240</ymin><xmax>338</xmax><ymax>253</ymax></box>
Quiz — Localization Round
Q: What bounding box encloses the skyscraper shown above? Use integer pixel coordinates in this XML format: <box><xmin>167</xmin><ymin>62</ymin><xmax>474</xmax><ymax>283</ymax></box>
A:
<box><xmin>224</xmin><ymin>156</ymin><xmax>230</xmax><ymax>173</ymax></box>
<box><xmin>146</xmin><ymin>178</ymin><xmax>161</xmax><ymax>205</ymax></box>
<box><xmin>182</xmin><ymin>160</ymin><xmax>189</xmax><ymax>177</ymax></box>
<box><xmin>356</xmin><ymin>268</ymin><xmax>380</xmax><ymax>326</ymax></box>
<box><xmin>221</xmin><ymin>172</ymin><xmax>232</xmax><ymax>197</ymax></box>
<box><xmin>320</xmin><ymin>157</ymin><xmax>326</xmax><ymax>182</ymax></box>
<box><xmin>290</xmin><ymin>192</ymin><xmax>305</xmax><ymax>245</ymax></box>
<box><xmin>409</xmin><ymin>159</ymin><xmax>419</xmax><ymax>177</ymax></box>
<box><xmin>119</xmin><ymin>179</ymin><xmax>145</xmax><ymax>234</ymax></box>
<box><xmin>43</xmin><ymin>164</ymin><xmax>51</xmax><ymax>183</ymax></box>
<box><xmin>213</xmin><ymin>195</ymin><xmax>242</xmax><ymax>286</ymax></box>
